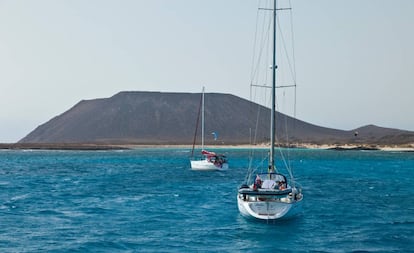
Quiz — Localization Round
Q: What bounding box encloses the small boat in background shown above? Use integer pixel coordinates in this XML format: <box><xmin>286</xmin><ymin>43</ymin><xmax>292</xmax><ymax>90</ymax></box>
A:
<box><xmin>190</xmin><ymin>87</ymin><xmax>229</xmax><ymax>171</ymax></box>
<box><xmin>190</xmin><ymin>150</ymin><xmax>228</xmax><ymax>171</ymax></box>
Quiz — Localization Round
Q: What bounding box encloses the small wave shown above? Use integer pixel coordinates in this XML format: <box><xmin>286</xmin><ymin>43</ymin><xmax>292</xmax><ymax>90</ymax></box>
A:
<box><xmin>61</xmin><ymin>210</ymin><xmax>87</xmax><ymax>218</ymax></box>
<box><xmin>0</xmin><ymin>204</ymin><xmax>9</xmax><ymax>210</ymax></box>
<box><xmin>111</xmin><ymin>195</ymin><xmax>147</xmax><ymax>203</ymax></box>
<box><xmin>10</xmin><ymin>193</ymin><xmax>30</xmax><ymax>201</ymax></box>
<box><xmin>0</xmin><ymin>181</ymin><xmax>10</xmax><ymax>186</ymax></box>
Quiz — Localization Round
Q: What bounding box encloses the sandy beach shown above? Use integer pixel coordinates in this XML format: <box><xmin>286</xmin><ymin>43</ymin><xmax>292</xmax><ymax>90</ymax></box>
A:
<box><xmin>1</xmin><ymin>142</ymin><xmax>413</xmax><ymax>152</ymax></box>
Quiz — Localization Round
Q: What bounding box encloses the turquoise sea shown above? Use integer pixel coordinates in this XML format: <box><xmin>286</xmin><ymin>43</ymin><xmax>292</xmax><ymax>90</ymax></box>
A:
<box><xmin>0</xmin><ymin>148</ymin><xmax>413</xmax><ymax>252</ymax></box>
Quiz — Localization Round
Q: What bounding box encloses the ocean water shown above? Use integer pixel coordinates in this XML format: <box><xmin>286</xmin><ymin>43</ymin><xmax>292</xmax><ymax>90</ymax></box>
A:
<box><xmin>0</xmin><ymin>148</ymin><xmax>413</xmax><ymax>252</ymax></box>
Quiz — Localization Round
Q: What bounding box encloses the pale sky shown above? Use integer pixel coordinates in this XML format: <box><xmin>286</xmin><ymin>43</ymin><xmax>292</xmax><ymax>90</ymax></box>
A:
<box><xmin>1</xmin><ymin>0</ymin><xmax>413</xmax><ymax>143</ymax></box>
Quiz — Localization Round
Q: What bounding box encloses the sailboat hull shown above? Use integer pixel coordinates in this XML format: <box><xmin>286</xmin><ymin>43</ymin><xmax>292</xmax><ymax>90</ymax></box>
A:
<box><xmin>190</xmin><ymin>159</ymin><xmax>228</xmax><ymax>171</ymax></box>
<box><xmin>237</xmin><ymin>194</ymin><xmax>302</xmax><ymax>220</ymax></box>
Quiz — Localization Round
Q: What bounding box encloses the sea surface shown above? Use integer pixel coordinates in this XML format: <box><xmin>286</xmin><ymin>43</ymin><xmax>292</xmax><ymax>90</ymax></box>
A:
<box><xmin>0</xmin><ymin>148</ymin><xmax>413</xmax><ymax>252</ymax></box>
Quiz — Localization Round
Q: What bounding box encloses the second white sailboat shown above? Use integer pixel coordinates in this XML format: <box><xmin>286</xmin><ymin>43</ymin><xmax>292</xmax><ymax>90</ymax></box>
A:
<box><xmin>190</xmin><ymin>87</ymin><xmax>228</xmax><ymax>171</ymax></box>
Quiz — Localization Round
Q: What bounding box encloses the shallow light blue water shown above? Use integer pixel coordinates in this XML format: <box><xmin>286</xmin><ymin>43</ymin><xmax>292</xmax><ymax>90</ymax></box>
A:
<box><xmin>0</xmin><ymin>148</ymin><xmax>413</xmax><ymax>252</ymax></box>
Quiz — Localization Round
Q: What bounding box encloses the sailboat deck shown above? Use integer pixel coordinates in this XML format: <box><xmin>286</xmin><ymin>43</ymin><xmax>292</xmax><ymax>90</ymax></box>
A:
<box><xmin>238</xmin><ymin>187</ymin><xmax>292</xmax><ymax>196</ymax></box>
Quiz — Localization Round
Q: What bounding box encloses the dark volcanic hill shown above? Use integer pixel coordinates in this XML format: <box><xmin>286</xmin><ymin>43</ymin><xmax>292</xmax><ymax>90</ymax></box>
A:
<box><xmin>19</xmin><ymin>91</ymin><xmax>414</xmax><ymax>145</ymax></box>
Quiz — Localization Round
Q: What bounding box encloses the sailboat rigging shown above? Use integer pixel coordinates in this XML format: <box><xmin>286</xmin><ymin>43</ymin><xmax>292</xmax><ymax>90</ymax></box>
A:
<box><xmin>237</xmin><ymin>0</ymin><xmax>303</xmax><ymax>220</ymax></box>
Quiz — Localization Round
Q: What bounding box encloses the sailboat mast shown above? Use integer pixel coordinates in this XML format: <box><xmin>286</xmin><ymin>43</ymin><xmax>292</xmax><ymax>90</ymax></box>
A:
<box><xmin>201</xmin><ymin>86</ymin><xmax>205</xmax><ymax>150</ymax></box>
<box><xmin>269</xmin><ymin>0</ymin><xmax>277</xmax><ymax>170</ymax></box>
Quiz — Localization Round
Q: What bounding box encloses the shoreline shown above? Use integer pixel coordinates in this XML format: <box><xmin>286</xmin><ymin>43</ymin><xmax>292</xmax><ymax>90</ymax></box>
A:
<box><xmin>0</xmin><ymin>143</ymin><xmax>413</xmax><ymax>152</ymax></box>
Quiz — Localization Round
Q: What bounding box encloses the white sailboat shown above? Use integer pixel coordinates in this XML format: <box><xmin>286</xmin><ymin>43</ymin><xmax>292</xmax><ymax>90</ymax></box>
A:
<box><xmin>237</xmin><ymin>0</ymin><xmax>303</xmax><ymax>220</ymax></box>
<box><xmin>190</xmin><ymin>87</ymin><xmax>228</xmax><ymax>171</ymax></box>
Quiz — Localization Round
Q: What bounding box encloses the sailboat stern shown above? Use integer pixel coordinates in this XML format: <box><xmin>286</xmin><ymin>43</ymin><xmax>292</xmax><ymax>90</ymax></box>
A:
<box><xmin>237</xmin><ymin>187</ymin><xmax>303</xmax><ymax>220</ymax></box>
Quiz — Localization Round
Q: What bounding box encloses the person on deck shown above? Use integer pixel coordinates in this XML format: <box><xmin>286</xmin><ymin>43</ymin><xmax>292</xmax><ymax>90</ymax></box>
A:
<box><xmin>278</xmin><ymin>181</ymin><xmax>286</xmax><ymax>190</ymax></box>
<box><xmin>253</xmin><ymin>175</ymin><xmax>262</xmax><ymax>191</ymax></box>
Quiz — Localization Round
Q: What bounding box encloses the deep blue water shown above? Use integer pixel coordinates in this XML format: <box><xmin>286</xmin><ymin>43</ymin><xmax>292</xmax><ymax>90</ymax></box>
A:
<box><xmin>0</xmin><ymin>148</ymin><xmax>413</xmax><ymax>252</ymax></box>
